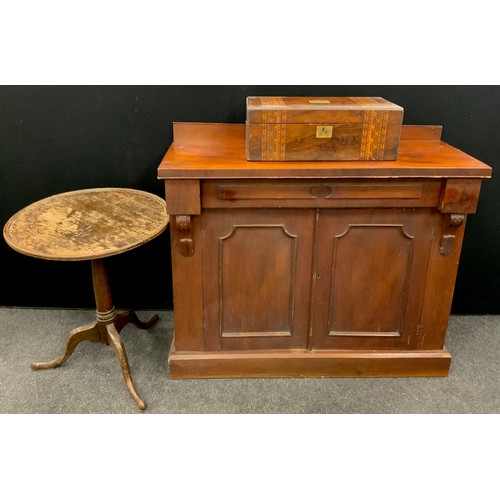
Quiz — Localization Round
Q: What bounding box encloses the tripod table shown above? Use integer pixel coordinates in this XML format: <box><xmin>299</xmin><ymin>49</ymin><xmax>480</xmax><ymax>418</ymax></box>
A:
<box><xmin>3</xmin><ymin>187</ymin><xmax>169</xmax><ymax>410</ymax></box>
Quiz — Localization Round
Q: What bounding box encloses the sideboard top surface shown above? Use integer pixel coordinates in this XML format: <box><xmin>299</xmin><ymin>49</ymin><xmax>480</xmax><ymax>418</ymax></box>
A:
<box><xmin>157</xmin><ymin>123</ymin><xmax>492</xmax><ymax>180</ymax></box>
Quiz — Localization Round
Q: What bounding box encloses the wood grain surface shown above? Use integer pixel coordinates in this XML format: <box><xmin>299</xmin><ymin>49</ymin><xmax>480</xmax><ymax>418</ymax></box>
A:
<box><xmin>3</xmin><ymin>188</ymin><xmax>168</xmax><ymax>261</ymax></box>
<box><xmin>168</xmin><ymin>345</ymin><xmax>452</xmax><ymax>379</ymax></box>
<box><xmin>246</xmin><ymin>96</ymin><xmax>403</xmax><ymax>161</ymax></box>
<box><xmin>202</xmin><ymin>209</ymin><xmax>315</xmax><ymax>351</ymax></box>
<box><xmin>158</xmin><ymin>123</ymin><xmax>492</xmax><ymax>179</ymax></box>
<box><xmin>159</xmin><ymin>122</ymin><xmax>490</xmax><ymax>379</ymax></box>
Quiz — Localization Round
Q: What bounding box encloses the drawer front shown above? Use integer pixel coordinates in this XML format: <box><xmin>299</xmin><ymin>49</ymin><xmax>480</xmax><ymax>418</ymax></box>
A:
<box><xmin>202</xmin><ymin>179</ymin><xmax>441</xmax><ymax>209</ymax></box>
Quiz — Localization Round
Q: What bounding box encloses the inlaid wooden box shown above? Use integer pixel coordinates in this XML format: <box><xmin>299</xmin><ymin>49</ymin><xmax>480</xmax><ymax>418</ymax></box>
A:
<box><xmin>246</xmin><ymin>96</ymin><xmax>404</xmax><ymax>161</ymax></box>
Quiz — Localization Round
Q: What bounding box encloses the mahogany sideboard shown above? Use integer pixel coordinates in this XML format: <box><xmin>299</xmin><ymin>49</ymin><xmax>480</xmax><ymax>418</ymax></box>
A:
<box><xmin>157</xmin><ymin>122</ymin><xmax>492</xmax><ymax>378</ymax></box>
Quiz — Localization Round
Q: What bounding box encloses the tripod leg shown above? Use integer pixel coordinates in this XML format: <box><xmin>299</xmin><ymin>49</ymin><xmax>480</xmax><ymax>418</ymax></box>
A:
<box><xmin>106</xmin><ymin>323</ymin><xmax>146</xmax><ymax>411</ymax></box>
<box><xmin>32</xmin><ymin>322</ymin><xmax>100</xmax><ymax>370</ymax></box>
<box><xmin>115</xmin><ymin>310</ymin><xmax>159</xmax><ymax>333</ymax></box>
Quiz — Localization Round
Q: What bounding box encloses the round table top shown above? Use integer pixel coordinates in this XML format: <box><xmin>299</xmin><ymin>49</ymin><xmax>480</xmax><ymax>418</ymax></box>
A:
<box><xmin>3</xmin><ymin>188</ymin><xmax>169</xmax><ymax>261</ymax></box>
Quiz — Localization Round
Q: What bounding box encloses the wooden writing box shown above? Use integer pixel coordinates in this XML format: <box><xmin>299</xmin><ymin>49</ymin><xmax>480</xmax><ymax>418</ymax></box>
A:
<box><xmin>246</xmin><ymin>96</ymin><xmax>404</xmax><ymax>161</ymax></box>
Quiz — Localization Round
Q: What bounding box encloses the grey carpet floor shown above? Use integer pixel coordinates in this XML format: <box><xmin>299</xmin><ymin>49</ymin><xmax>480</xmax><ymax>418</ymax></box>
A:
<box><xmin>0</xmin><ymin>307</ymin><xmax>498</xmax><ymax>413</ymax></box>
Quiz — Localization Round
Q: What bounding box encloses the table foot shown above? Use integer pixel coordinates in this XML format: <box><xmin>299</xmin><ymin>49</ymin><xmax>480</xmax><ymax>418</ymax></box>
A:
<box><xmin>106</xmin><ymin>323</ymin><xmax>147</xmax><ymax>411</ymax></box>
<box><xmin>115</xmin><ymin>310</ymin><xmax>159</xmax><ymax>333</ymax></box>
<box><xmin>31</xmin><ymin>322</ymin><xmax>100</xmax><ymax>370</ymax></box>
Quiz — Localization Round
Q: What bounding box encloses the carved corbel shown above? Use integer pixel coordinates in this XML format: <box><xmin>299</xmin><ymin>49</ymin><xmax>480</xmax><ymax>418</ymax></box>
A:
<box><xmin>175</xmin><ymin>215</ymin><xmax>194</xmax><ymax>257</ymax></box>
<box><xmin>439</xmin><ymin>214</ymin><xmax>465</xmax><ymax>256</ymax></box>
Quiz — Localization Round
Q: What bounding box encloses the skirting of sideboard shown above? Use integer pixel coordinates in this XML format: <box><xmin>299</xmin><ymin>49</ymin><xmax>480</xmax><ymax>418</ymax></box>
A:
<box><xmin>167</xmin><ymin>341</ymin><xmax>451</xmax><ymax>379</ymax></box>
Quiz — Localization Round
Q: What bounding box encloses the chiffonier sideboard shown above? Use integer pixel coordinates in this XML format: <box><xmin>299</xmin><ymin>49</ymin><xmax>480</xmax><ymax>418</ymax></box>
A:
<box><xmin>157</xmin><ymin>122</ymin><xmax>491</xmax><ymax>379</ymax></box>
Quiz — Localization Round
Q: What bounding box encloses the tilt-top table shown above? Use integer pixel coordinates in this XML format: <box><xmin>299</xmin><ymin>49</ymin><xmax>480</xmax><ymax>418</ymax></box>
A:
<box><xmin>3</xmin><ymin>188</ymin><xmax>168</xmax><ymax>410</ymax></box>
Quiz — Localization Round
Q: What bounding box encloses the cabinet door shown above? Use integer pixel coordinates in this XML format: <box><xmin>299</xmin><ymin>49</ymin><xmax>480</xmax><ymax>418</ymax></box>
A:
<box><xmin>311</xmin><ymin>208</ymin><xmax>434</xmax><ymax>350</ymax></box>
<box><xmin>203</xmin><ymin>209</ymin><xmax>314</xmax><ymax>351</ymax></box>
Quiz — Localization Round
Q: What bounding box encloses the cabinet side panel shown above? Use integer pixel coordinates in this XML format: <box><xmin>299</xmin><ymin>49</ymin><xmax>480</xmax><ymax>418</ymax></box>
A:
<box><xmin>169</xmin><ymin>216</ymin><xmax>205</xmax><ymax>351</ymax></box>
<box><xmin>417</xmin><ymin>213</ymin><xmax>467</xmax><ymax>349</ymax></box>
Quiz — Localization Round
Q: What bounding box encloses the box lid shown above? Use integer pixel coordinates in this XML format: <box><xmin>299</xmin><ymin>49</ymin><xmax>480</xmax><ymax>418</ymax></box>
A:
<box><xmin>247</xmin><ymin>96</ymin><xmax>403</xmax><ymax>124</ymax></box>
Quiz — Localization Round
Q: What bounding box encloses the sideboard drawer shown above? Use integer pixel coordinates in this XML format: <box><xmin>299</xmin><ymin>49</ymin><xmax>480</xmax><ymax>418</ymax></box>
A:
<box><xmin>202</xmin><ymin>179</ymin><xmax>442</xmax><ymax>209</ymax></box>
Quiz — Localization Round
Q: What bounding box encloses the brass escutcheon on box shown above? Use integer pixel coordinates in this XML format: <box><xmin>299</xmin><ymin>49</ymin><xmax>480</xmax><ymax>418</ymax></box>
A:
<box><xmin>316</xmin><ymin>125</ymin><xmax>333</xmax><ymax>138</ymax></box>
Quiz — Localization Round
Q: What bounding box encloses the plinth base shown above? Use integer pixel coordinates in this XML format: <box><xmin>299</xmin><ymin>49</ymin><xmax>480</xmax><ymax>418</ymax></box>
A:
<box><xmin>168</xmin><ymin>342</ymin><xmax>451</xmax><ymax>379</ymax></box>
